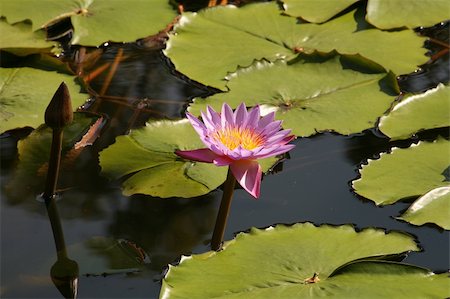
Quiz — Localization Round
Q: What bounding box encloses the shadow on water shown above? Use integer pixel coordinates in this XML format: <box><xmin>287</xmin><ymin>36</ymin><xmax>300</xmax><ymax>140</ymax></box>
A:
<box><xmin>1</xmin><ymin>14</ymin><xmax>449</xmax><ymax>299</ymax></box>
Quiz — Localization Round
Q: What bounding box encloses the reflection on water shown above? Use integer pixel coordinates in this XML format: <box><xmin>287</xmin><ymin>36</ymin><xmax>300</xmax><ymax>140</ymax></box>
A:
<box><xmin>46</xmin><ymin>196</ymin><xmax>79</xmax><ymax>299</ymax></box>
<box><xmin>2</xmin><ymin>132</ymin><xmax>449</xmax><ymax>298</ymax></box>
<box><xmin>1</xmin><ymin>18</ymin><xmax>449</xmax><ymax>299</ymax></box>
<box><xmin>69</xmin><ymin>43</ymin><xmax>211</xmax><ymax>150</ymax></box>
<box><xmin>398</xmin><ymin>21</ymin><xmax>449</xmax><ymax>93</ymax></box>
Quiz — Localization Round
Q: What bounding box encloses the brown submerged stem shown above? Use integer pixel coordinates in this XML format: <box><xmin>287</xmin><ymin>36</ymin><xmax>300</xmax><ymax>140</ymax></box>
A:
<box><xmin>43</xmin><ymin>128</ymin><xmax>63</xmax><ymax>202</ymax></box>
<box><xmin>211</xmin><ymin>168</ymin><xmax>236</xmax><ymax>251</ymax></box>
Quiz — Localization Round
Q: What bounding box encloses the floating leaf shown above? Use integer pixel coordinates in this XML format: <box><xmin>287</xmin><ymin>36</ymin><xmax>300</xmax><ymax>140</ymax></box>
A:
<box><xmin>159</xmin><ymin>223</ymin><xmax>443</xmax><ymax>299</ymax></box>
<box><xmin>189</xmin><ymin>56</ymin><xmax>397</xmax><ymax>137</ymax></box>
<box><xmin>0</xmin><ymin>19</ymin><xmax>56</xmax><ymax>56</ymax></box>
<box><xmin>1</xmin><ymin>0</ymin><xmax>80</xmax><ymax>31</ymax></box>
<box><xmin>398</xmin><ymin>186</ymin><xmax>450</xmax><ymax>230</ymax></box>
<box><xmin>366</xmin><ymin>0</ymin><xmax>450</xmax><ymax>29</ymax></box>
<box><xmin>99</xmin><ymin>119</ymin><xmax>278</xmax><ymax>198</ymax></box>
<box><xmin>281</xmin><ymin>0</ymin><xmax>360</xmax><ymax>23</ymax></box>
<box><xmin>379</xmin><ymin>84</ymin><xmax>450</xmax><ymax>140</ymax></box>
<box><xmin>353</xmin><ymin>138</ymin><xmax>450</xmax><ymax>205</ymax></box>
<box><xmin>320</xmin><ymin>261</ymin><xmax>449</xmax><ymax>299</ymax></box>
<box><xmin>1</xmin><ymin>0</ymin><xmax>177</xmax><ymax>46</ymax></box>
<box><xmin>165</xmin><ymin>2</ymin><xmax>426</xmax><ymax>89</ymax></box>
<box><xmin>0</xmin><ymin>67</ymin><xmax>87</xmax><ymax>133</ymax></box>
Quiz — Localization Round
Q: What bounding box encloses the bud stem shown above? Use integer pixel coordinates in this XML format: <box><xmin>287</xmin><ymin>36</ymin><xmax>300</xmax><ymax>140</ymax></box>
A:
<box><xmin>43</xmin><ymin>128</ymin><xmax>63</xmax><ymax>203</ymax></box>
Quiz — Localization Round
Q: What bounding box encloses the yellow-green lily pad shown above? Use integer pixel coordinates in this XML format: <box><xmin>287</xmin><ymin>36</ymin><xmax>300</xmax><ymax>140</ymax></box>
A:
<box><xmin>159</xmin><ymin>223</ymin><xmax>450</xmax><ymax>299</ymax></box>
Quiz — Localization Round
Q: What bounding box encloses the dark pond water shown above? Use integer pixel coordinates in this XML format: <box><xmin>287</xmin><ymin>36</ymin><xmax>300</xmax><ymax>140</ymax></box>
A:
<box><xmin>1</xmin><ymin>21</ymin><xmax>449</xmax><ymax>299</ymax></box>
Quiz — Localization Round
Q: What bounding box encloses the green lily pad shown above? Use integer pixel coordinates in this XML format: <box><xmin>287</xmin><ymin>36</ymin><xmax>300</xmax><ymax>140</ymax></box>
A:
<box><xmin>379</xmin><ymin>84</ymin><xmax>450</xmax><ymax>140</ymax></box>
<box><xmin>319</xmin><ymin>261</ymin><xmax>449</xmax><ymax>299</ymax></box>
<box><xmin>99</xmin><ymin>119</ymin><xmax>278</xmax><ymax>198</ymax></box>
<box><xmin>0</xmin><ymin>19</ymin><xmax>56</xmax><ymax>56</ymax></box>
<box><xmin>0</xmin><ymin>67</ymin><xmax>87</xmax><ymax>133</ymax></box>
<box><xmin>189</xmin><ymin>56</ymin><xmax>397</xmax><ymax>137</ymax></box>
<box><xmin>366</xmin><ymin>0</ymin><xmax>450</xmax><ymax>29</ymax></box>
<box><xmin>165</xmin><ymin>2</ymin><xmax>426</xmax><ymax>89</ymax></box>
<box><xmin>352</xmin><ymin>138</ymin><xmax>450</xmax><ymax>205</ymax></box>
<box><xmin>1</xmin><ymin>0</ymin><xmax>177</xmax><ymax>46</ymax></box>
<box><xmin>398</xmin><ymin>186</ymin><xmax>450</xmax><ymax>230</ymax></box>
<box><xmin>1</xmin><ymin>0</ymin><xmax>80</xmax><ymax>31</ymax></box>
<box><xmin>281</xmin><ymin>0</ymin><xmax>360</xmax><ymax>23</ymax></box>
<box><xmin>159</xmin><ymin>223</ymin><xmax>441</xmax><ymax>299</ymax></box>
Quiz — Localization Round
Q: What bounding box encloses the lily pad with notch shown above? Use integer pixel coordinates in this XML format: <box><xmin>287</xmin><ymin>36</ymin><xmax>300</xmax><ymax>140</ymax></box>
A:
<box><xmin>189</xmin><ymin>55</ymin><xmax>398</xmax><ymax>137</ymax></box>
<box><xmin>160</xmin><ymin>223</ymin><xmax>449</xmax><ymax>299</ymax></box>
<box><xmin>165</xmin><ymin>2</ymin><xmax>427</xmax><ymax>89</ymax></box>
<box><xmin>0</xmin><ymin>0</ymin><xmax>177</xmax><ymax>46</ymax></box>
<box><xmin>352</xmin><ymin>138</ymin><xmax>450</xmax><ymax>229</ymax></box>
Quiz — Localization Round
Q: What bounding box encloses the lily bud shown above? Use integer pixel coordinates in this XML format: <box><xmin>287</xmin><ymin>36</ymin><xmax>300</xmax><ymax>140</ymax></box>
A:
<box><xmin>45</xmin><ymin>82</ymin><xmax>73</xmax><ymax>129</ymax></box>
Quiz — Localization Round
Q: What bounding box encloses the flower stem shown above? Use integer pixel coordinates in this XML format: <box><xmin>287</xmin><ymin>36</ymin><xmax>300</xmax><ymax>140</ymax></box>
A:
<box><xmin>211</xmin><ymin>168</ymin><xmax>236</xmax><ymax>251</ymax></box>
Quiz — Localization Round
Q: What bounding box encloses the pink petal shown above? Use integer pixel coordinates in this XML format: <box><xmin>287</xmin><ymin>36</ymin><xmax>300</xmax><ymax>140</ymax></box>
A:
<box><xmin>260</xmin><ymin>120</ymin><xmax>282</xmax><ymax>136</ymax></box>
<box><xmin>281</xmin><ymin>134</ymin><xmax>295</xmax><ymax>143</ymax></box>
<box><xmin>257</xmin><ymin>111</ymin><xmax>275</xmax><ymax>129</ymax></box>
<box><xmin>230</xmin><ymin>160</ymin><xmax>262</xmax><ymax>198</ymax></box>
<box><xmin>207</xmin><ymin>105</ymin><xmax>221</xmax><ymax>125</ymax></box>
<box><xmin>243</xmin><ymin>105</ymin><xmax>260</xmax><ymax>129</ymax></box>
<box><xmin>254</xmin><ymin>144</ymin><xmax>296</xmax><ymax>159</ymax></box>
<box><xmin>221</xmin><ymin>103</ymin><xmax>234</xmax><ymax>127</ymax></box>
<box><xmin>213</xmin><ymin>155</ymin><xmax>233</xmax><ymax>166</ymax></box>
<box><xmin>265</xmin><ymin>129</ymin><xmax>292</xmax><ymax>145</ymax></box>
<box><xmin>234</xmin><ymin>103</ymin><xmax>247</xmax><ymax>125</ymax></box>
<box><xmin>175</xmin><ymin>148</ymin><xmax>217</xmax><ymax>163</ymax></box>
<box><xmin>201</xmin><ymin>111</ymin><xmax>216</xmax><ymax>131</ymax></box>
<box><xmin>235</xmin><ymin>146</ymin><xmax>254</xmax><ymax>159</ymax></box>
<box><xmin>201</xmin><ymin>137</ymin><xmax>229</xmax><ymax>157</ymax></box>
<box><xmin>186</xmin><ymin>113</ymin><xmax>207</xmax><ymax>137</ymax></box>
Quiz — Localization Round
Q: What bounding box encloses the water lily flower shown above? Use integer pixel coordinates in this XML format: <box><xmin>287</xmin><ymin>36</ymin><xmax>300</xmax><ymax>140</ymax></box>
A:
<box><xmin>176</xmin><ymin>103</ymin><xmax>295</xmax><ymax>198</ymax></box>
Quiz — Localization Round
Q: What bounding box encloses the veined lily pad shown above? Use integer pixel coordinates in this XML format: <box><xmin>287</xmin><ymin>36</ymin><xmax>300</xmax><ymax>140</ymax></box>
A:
<box><xmin>281</xmin><ymin>0</ymin><xmax>360</xmax><ymax>23</ymax></box>
<box><xmin>165</xmin><ymin>2</ymin><xmax>426</xmax><ymax>89</ymax></box>
<box><xmin>189</xmin><ymin>56</ymin><xmax>397</xmax><ymax>137</ymax></box>
<box><xmin>353</xmin><ymin>138</ymin><xmax>450</xmax><ymax>206</ymax></box>
<box><xmin>366</xmin><ymin>0</ymin><xmax>450</xmax><ymax>29</ymax></box>
<box><xmin>379</xmin><ymin>84</ymin><xmax>450</xmax><ymax>140</ymax></box>
<box><xmin>0</xmin><ymin>67</ymin><xmax>87</xmax><ymax>133</ymax></box>
<box><xmin>0</xmin><ymin>19</ymin><xmax>56</xmax><ymax>56</ymax></box>
<box><xmin>397</xmin><ymin>186</ymin><xmax>450</xmax><ymax>230</ymax></box>
<box><xmin>99</xmin><ymin>119</ymin><xmax>279</xmax><ymax>198</ymax></box>
<box><xmin>158</xmin><ymin>223</ymin><xmax>448</xmax><ymax>299</ymax></box>
<box><xmin>1</xmin><ymin>0</ymin><xmax>177</xmax><ymax>46</ymax></box>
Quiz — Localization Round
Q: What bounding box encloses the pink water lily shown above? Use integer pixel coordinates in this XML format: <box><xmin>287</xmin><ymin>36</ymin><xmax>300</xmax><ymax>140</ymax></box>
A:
<box><xmin>176</xmin><ymin>103</ymin><xmax>295</xmax><ymax>198</ymax></box>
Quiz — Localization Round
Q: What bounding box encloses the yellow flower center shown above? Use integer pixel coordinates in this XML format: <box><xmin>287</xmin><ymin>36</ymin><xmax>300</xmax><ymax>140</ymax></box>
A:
<box><xmin>214</xmin><ymin>126</ymin><xmax>265</xmax><ymax>150</ymax></box>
